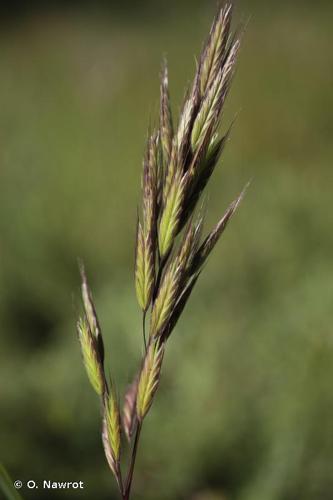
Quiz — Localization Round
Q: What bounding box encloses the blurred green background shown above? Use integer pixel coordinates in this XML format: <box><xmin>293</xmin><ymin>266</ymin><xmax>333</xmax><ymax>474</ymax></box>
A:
<box><xmin>1</xmin><ymin>1</ymin><xmax>332</xmax><ymax>499</ymax></box>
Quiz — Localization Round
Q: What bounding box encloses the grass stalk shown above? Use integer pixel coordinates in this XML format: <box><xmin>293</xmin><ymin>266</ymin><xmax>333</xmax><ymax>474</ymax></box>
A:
<box><xmin>123</xmin><ymin>422</ymin><xmax>142</xmax><ymax>500</ymax></box>
<box><xmin>75</xmin><ymin>4</ymin><xmax>246</xmax><ymax>498</ymax></box>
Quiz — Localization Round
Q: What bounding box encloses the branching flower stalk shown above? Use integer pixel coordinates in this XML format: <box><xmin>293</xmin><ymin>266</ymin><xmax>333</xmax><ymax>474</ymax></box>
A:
<box><xmin>76</xmin><ymin>4</ymin><xmax>247</xmax><ymax>499</ymax></box>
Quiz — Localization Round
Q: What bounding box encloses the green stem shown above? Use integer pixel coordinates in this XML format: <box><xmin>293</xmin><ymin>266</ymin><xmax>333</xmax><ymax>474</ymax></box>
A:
<box><xmin>123</xmin><ymin>422</ymin><xmax>142</xmax><ymax>500</ymax></box>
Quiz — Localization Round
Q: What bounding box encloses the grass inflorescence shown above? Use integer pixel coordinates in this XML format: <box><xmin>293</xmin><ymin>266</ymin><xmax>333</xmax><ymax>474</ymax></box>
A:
<box><xmin>76</xmin><ymin>3</ymin><xmax>246</xmax><ymax>498</ymax></box>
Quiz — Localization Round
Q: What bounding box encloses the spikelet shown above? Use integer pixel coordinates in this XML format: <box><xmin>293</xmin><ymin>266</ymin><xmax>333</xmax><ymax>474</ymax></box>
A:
<box><xmin>219</xmin><ymin>36</ymin><xmax>241</xmax><ymax>96</ymax></box>
<box><xmin>79</xmin><ymin>261</ymin><xmax>104</xmax><ymax>363</ymax></box>
<box><xmin>191</xmin><ymin>185</ymin><xmax>248</xmax><ymax>273</ymax></box>
<box><xmin>135</xmin><ymin>135</ymin><xmax>157</xmax><ymax>311</ymax></box>
<box><xmin>157</xmin><ymin>219</ymin><xmax>203</xmax><ymax>341</ymax></box>
<box><xmin>123</xmin><ymin>375</ymin><xmax>139</xmax><ymax>442</ymax></box>
<box><xmin>162</xmin><ymin>138</ymin><xmax>179</xmax><ymax>205</ymax></box>
<box><xmin>102</xmin><ymin>385</ymin><xmax>121</xmax><ymax>478</ymax></box>
<box><xmin>205</xmin><ymin>130</ymin><xmax>228</xmax><ymax>168</ymax></box>
<box><xmin>77</xmin><ymin>317</ymin><xmax>105</xmax><ymax>396</ymax></box>
<box><xmin>200</xmin><ymin>125</ymin><xmax>231</xmax><ymax>181</ymax></box>
<box><xmin>199</xmin><ymin>3</ymin><xmax>233</xmax><ymax>96</ymax></box>
<box><xmin>160</xmin><ymin>60</ymin><xmax>173</xmax><ymax>166</ymax></box>
<box><xmin>162</xmin><ymin>184</ymin><xmax>246</xmax><ymax>343</ymax></box>
<box><xmin>150</xmin><ymin>260</ymin><xmax>181</xmax><ymax>338</ymax></box>
<box><xmin>191</xmin><ymin>48</ymin><xmax>237</xmax><ymax>153</ymax></box>
<box><xmin>158</xmin><ymin>169</ymin><xmax>186</xmax><ymax>259</ymax></box>
<box><xmin>135</xmin><ymin>220</ymin><xmax>155</xmax><ymax>311</ymax></box>
<box><xmin>177</xmin><ymin>216</ymin><xmax>203</xmax><ymax>273</ymax></box>
<box><xmin>181</xmin><ymin>129</ymin><xmax>230</xmax><ymax>228</ymax></box>
<box><xmin>191</xmin><ymin>71</ymin><xmax>223</xmax><ymax>151</ymax></box>
<box><xmin>176</xmin><ymin>73</ymin><xmax>200</xmax><ymax>166</ymax></box>
<box><xmin>143</xmin><ymin>135</ymin><xmax>158</xmax><ymax>236</ymax></box>
<box><xmin>192</xmin><ymin>31</ymin><xmax>240</xmax><ymax>152</ymax></box>
<box><xmin>176</xmin><ymin>96</ymin><xmax>196</xmax><ymax>162</ymax></box>
<box><xmin>136</xmin><ymin>340</ymin><xmax>165</xmax><ymax>421</ymax></box>
<box><xmin>161</xmin><ymin>271</ymin><xmax>201</xmax><ymax>341</ymax></box>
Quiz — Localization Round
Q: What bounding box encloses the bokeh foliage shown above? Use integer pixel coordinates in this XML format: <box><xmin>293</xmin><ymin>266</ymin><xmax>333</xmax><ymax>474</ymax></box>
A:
<box><xmin>0</xmin><ymin>1</ymin><xmax>332</xmax><ymax>499</ymax></box>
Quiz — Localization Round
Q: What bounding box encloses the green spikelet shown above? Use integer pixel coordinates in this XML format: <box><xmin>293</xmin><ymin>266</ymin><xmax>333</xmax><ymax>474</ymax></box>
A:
<box><xmin>192</xmin><ymin>38</ymin><xmax>240</xmax><ymax>151</ymax></box>
<box><xmin>79</xmin><ymin>262</ymin><xmax>104</xmax><ymax>363</ymax></box>
<box><xmin>150</xmin><ymin>260</ymin><xmax>180</xmax><ymax>337</ymax></box>
<box><xmin>135</xmin><ymin>132</ymin><xmax>158</xmax><ymax>311</ymax></box>
<box><xmin>136</xmin><ymin>340</ymin><xmax>165</xmax><ymax>421</ymax></box>
<box><xmin>191</xmin><ymin>70</ymin><xmax>224</xmax><ymax>151</ymax></box>
<box><xmin>104</xmin><ymin>387</ymin><xmax>121</xmax><ymax>467</ymax></box>
<box><xmin>158</xmin><ymin>170</ymin><xmax>186</xmax><ymax>259</ymax></box>
<box><xmin>199</xmin><ymin>3</ymin><xmax>233</xmax><ymax>96</ymax></box>
<box><xmin>135</xmin><ymin>220</ymin><xmax>155</xmax><ymax>311</ymax></box>
<box><xmin>176</xmin><ymin>95</ymin><xmax>197</xmax><ymax>162</ymax></box>
<box><xmin>77</xmin><ymin>317</ymin><xmax>104</xmax><ymax>396</ymax></box>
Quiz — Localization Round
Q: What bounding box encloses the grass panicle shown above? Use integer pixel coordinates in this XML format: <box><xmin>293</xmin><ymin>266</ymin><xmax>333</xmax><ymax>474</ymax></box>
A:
<box><xmin>76</xmin><ymin>4</ymin><xmax>246</xmax><ymax>499</ymax></box>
